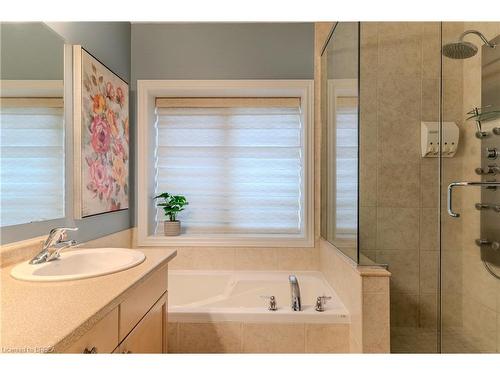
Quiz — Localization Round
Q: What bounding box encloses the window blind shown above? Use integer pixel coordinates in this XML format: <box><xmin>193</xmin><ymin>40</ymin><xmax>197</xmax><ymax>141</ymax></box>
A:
<box><xmin>0</xmin><ymin>99</ymin><xmax>64</xmax><ymax>226</ymax></box>
<box><xmin>154</xmin><ymin>97</ymin><xmax>303</xmax><ymax>236</ymax></box>
<box><xmin>335</xmin><ymin>97</ymin><xmax>358</xmax><ymax>237</ymax></box>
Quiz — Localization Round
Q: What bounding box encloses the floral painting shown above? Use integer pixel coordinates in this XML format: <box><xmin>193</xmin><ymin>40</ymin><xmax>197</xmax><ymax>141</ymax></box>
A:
<box><xmin>80</xmin><ymin>49</ymin><xmax>129</xmax><ymax>217</ymax></box>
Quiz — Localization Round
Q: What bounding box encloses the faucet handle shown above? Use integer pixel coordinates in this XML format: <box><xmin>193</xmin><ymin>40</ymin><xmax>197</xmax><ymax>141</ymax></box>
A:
<box><xmin>260</xmin><ymin>295</ymin><xmax>278</xmax><ymax>311</ymax></box>
<box><xmin>45</xmin><ymin>227</ymin><xmax>78</xmax><ymax>244</ymax></box>
<box><xmin>315</xmin><ymin>296</ymin><xmax>332</xmax><ymax>312</ymax></box>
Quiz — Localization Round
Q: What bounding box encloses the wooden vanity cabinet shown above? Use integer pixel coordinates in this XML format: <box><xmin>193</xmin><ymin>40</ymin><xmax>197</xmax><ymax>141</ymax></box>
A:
<box><xmin>64</xmin><ymin>265</ymin><xmax>168</xmax><ymax>354</ymax></box>
<box><xmin>115</xmin><ymin>292</ymin><xmax>167</xmax><ymax>354</ymax></box>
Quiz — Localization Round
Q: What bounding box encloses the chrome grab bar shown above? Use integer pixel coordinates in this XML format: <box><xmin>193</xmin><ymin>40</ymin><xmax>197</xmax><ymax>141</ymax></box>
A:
<box><xmin>448</xmin><ymin>181</ymin><xmax>500</xmax><ymax>217</ymax></box>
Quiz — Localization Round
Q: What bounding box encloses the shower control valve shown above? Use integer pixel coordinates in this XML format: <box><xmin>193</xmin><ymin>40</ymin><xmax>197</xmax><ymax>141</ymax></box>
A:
<box><xmin>476</xmin><ymin>239</ymin><xmax>492</xmax><ymax>247</ymax></box>
<box><xmin>475</xmin><ymin>203</ymin><xmax>490</xmax><ymax>210</ymax></box>
<box><xmin>493</xmin><ymin>127</ymin><xmax>500</xmax><ymax>135</ymax></box>
<box><xmin>475</xmin><ymin>166</ymin><xmax>500</xmax><ymax>175</ymax></box>
<box><xmin>475</xmin><ymin>239</ymin><xmax>500</xmax><ymax>250</ymax></box>
<box><xmin>487</xmin><ymin>147</ymin><xmax>499</xmax><ymax>160</ymax></box>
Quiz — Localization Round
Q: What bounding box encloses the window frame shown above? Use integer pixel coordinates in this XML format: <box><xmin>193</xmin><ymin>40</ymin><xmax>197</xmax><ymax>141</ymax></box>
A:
<box><xmin>136</xmin><ymin>80</ymin><xmax>314</xmax><ymax>247</ymax></box>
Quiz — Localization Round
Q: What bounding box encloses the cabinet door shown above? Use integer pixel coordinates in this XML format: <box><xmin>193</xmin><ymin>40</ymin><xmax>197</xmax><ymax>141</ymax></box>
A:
<box><xmin>64</xmin><ymin>307</ymin><xmax>119</xmax><ymax>354</ymax></box>
<box><xmin>118</xmin><ymin>292</ymin><xmax>167</xmax><ymax>354</ymax></box>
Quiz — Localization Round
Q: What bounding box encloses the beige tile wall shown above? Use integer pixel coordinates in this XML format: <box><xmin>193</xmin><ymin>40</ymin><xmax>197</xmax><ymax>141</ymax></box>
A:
<box><xmin>320</xmin><ymin>239</ymin><xmax>390</xmax><ymax>353</ymax></box>
<box><xmin>359</xmin><ymin>22</ymin><xmax>465</xmax><ymax>352</ymax></box>
<box><xmin>167</xmin><ymin>321</ymin><xmax>350</xmax><ymax>353</ymax></box>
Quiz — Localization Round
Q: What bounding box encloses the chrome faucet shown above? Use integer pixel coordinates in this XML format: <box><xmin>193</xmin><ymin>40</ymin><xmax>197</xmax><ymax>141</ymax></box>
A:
<box><xmin>289</xmin><ymin>274</ymin><xmax>301</xmax><ymax>311</ymax></box>
<box><xmin>29</xmin><ymin>227</ymin><xmax>78</xmax><ymax>264</ymax></box>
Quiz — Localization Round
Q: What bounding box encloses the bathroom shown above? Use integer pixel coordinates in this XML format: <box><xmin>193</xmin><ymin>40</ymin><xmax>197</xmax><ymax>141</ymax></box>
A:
<box><xmin>1</xmin><ymin>0</ymin><xmax>500</xmax><ymax>372</ymax></box>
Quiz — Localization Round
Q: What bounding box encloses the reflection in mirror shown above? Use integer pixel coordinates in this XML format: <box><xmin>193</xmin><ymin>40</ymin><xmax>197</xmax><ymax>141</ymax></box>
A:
<box><xmin>0</xmin><ymin>22</ymin><xmax>65</xmax><ymax>227</ymax></box>
<box><xmin>320</xmin><ymin>22</ymin><xmax>359</xmax><ymax>262</ymax></box>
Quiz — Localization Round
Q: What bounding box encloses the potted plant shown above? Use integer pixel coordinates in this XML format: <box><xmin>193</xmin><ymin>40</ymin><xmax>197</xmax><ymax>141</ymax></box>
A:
<box><xmin>154</xmin><ymin>192</ymin><xmax>188</xmax><ymax>236</ymax></box>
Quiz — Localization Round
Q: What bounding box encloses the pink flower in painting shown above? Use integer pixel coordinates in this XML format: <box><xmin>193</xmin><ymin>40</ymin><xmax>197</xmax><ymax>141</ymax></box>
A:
<box><xmin>105</xmin><ymin>82</ymin><xmax>115</xmax><ymax>101</ymax></box>
<box><xmin>106</xmin><ymin>109</ymin><xmax>119</xmax><ymax>138</ymax></box>
<box><xmin>116</xmin><ymin>87</ymin><xmax>125</xmax><ymax>106</ymax></box>
<box><xmin>90</xmin><ymin>115</ymin><xmax>111</xmax><ymax>153</ymax></box>
<box><xmin>87</xmin><ymin>158</ymin><xmax>113</xmax><ymax>200</ymax></box>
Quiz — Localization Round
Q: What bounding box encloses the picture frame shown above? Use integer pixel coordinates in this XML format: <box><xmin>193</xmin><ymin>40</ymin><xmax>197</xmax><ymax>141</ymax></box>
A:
<box><xmin>73</xmin><ymin>45</ymin><xmax>129</xmax><ymax>219</ymax></box>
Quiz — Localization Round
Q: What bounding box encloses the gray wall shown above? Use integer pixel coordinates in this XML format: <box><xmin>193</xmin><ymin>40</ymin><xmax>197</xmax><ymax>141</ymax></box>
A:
<box><xmin>1</xmin><ymin>22</ymin><xmax>132</xmax><ymax>244</ymax></box>
<box><xmin>130</xmin><ymin>22</ymin><xmax>314</xmax><ymax>225</ymax></box>
<box><xmin>131</xmin><ymin>23</ymin><xmax>313</xmax><ymax>82</ymax></box>
<box><xmin>0</xmin><ymin>23</ymin><xmax>64</xmax><ymax>80</ymax></box>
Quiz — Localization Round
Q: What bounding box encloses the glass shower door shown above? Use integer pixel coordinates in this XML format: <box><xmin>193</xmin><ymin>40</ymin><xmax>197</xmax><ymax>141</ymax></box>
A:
<box><xmin>440</xmin><ymin>22</ymin><xmax>500</xmax><ymax>353</ymax></box>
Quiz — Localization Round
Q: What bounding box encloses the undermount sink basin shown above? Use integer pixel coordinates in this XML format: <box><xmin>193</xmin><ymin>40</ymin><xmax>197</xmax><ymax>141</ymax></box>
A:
<box><xmin>10</xmin><ymin>248</ymin><xmax>146</xmax><ymax>282</ymax></box>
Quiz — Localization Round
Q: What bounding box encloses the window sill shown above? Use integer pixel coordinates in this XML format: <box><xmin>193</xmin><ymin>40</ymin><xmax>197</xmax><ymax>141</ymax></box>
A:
<box><xmin>137</xmin><ymin>234</ymin><xmax>314</xmax><ymax>248</ymax></box>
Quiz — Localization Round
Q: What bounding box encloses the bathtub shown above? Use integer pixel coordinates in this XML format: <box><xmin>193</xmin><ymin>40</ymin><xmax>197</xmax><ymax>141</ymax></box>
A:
<box><xmin>168</xmin><ymin>270</ymin><xmax>349</xmax><ymax>324</ymax></box>
<box><xmin>167</xmin><ymin>271</ymin><xmax>351</xmax><ymax>353</ymax></box>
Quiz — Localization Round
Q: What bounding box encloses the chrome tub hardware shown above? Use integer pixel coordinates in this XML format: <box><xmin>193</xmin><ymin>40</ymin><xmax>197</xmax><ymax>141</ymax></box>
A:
<box><xmin>83</xmin><ymin>346</ymin><xmax>97</xmax><ymax>354</ymax></box>
<box><xmin>315</xmin><ymin>296</ymin><xmax>332</xmax><ymax>312</ymax></box>
<box><xmin>288</xmin><ymin>274</ymin><xmax>302</xmax><ymax>311</ymax></box>
<box><xmin>475</xmin><ymin>239</ymin><xmax>500</xmax><ymax>251</ymax></box>
<box><xmin>487</xmin><ymin>147</ymin><xmax>499</xmax><ymax>159</ymax></box>
<box><xmin>493</xmin><ymin>205</ymin><xmax>500</xmax><ymax>213</ymax></box>
<box><xmin>475</xmin><ymin>165</ymin><xmax>500</xmax><ymax>175</ymax></box>
<box><xmin>260</xmin><ymin>295</ymin><xmax>278</xmax><ymax>311</ymax></box>
<box><xmin>494</xmin><ymin>127</ymin><xmax>500</xmax><ymax>135</ymax></box>
<box><xmin>447</xmin><ymin>182</ymin><xmax>500</xmax><ymax>217</ymax></box>
<box><xmin>29</xmin><ymin>227</ymin><xmax>78</xmax><ymax>265</ymax></box>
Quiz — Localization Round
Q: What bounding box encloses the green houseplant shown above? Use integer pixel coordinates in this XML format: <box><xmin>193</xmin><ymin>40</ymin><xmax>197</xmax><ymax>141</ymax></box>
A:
<box><xmin>154</xmin><ymin>192</ymin><xmax>189</xmax><ymax>236</ymax></box>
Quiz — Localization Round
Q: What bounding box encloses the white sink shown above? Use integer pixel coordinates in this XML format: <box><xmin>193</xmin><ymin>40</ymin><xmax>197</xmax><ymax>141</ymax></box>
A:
<box><xmin>10</xmin><ymin>248</ymin><xmax>146</xmax><ymax>282</ymax></box>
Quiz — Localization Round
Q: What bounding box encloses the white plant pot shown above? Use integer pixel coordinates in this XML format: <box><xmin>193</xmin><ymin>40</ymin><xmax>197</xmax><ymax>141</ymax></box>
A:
<box><xmin>164</xmin><ymin>221</ymin><xmax>181</xmax><ymax>236</ymax></box>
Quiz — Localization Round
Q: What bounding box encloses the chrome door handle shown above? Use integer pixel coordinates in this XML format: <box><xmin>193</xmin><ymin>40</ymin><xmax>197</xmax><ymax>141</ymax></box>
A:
<box><xmin>448</xmin><ymin>181</ymin><xmax>500</xmax><ymax>217</ymax></box>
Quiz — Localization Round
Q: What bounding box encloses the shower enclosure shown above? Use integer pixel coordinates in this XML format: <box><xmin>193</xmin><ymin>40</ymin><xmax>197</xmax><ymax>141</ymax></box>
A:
<box><xmin>321</xmin><ymin>22</ymin><xmax>500</xmax><ymax>353</ymax></box>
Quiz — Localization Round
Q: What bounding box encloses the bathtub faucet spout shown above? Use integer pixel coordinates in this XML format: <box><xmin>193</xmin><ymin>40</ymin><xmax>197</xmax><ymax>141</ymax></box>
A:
<box><xmin>289</xmin><ymin>274</ymin><xmax>301</xmax><ymax>311</ymax></box>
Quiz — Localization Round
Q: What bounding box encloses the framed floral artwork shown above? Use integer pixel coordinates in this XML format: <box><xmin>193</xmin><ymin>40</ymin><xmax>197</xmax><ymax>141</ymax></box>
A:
<box><xmin>73</xmin><ymin>46</ymin><xmax>129</xmax><ymax>218</ymax></box>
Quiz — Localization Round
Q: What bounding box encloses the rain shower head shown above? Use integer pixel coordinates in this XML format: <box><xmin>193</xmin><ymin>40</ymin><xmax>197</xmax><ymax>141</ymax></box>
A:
<box><xmin>442</xmin><ymin>29</ymin><xmax>496</xmax><ymax>59</ymax></box>
<box><xmin>442</xmin><ymin>41</ymin><xmax>478</xmax><ymax>59</ymax></box>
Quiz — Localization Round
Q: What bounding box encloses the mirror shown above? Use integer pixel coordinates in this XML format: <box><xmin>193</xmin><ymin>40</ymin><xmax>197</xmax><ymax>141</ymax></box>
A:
<box><xmin>0</xmin><ymin>22</ymin><xmax>66</xmax><ymax>227</ymax></box>
<box><xmin>320</xmin><ymin>22</ymin><xmax>360</xmax><ymax>262</ymax></box>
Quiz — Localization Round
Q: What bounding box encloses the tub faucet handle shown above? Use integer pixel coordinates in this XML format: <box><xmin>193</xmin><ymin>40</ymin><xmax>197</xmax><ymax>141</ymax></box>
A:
<box><xmin>260</xmin><ymin>295</ymin><xmax>277</xmax><ymax>311</ymax></box>
<box><xmin>315</xmin><ymin>296</ymin><xmax>332</xmax><ymax>312</ymax></box>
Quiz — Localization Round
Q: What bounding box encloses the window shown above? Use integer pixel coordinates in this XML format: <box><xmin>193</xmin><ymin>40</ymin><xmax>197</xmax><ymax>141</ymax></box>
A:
<box><xmin>137</xmin><ymin>80</ymin><xmax>313</xmax><ymax>247</ymax></box>
<box><xmin>0</xmin><ymin>98</ymin><xmax>65</xmax><ymax>226</ymax></box>
<box><xmin>334</xmin><ymin>96</ymin><xmax>357</xmax><ymax>237</ymax></box>
<box><xmin>325</xmin><ymin>79</ymin><xmax>358</xmax><ymax>242</ymax></box>
<box><xmin>155</xmin><ymin>98</ymin><xmax>302</xmax><ymax>236</ymax></box>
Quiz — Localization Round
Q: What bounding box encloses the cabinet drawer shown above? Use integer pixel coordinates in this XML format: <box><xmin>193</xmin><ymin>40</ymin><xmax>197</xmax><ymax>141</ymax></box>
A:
<box><xmin>64</xmin><ymin>307</ymin><xmax>119</xmax><ymax>354</ymax></box>
<box><xmin>118</xmin><ymin>292</ymin><xmax>167</xmax><ymax>354</ymax></box>
<box><xmin>119</xmin><ymin>265</ymin><xmax>167</xmax><ymax>341</ymax></box>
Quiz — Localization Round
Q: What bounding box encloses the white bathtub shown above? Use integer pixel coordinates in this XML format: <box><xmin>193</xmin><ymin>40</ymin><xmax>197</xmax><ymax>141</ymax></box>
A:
<box><xmin>168</xmin><ymin>271</ymin><xmax>349</xmax><ymax>324</ymax></box>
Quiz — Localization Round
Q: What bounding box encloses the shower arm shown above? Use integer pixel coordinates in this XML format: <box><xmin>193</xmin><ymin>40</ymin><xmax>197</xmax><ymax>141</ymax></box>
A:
<box><xmin>448</xmin><ymin>181</ymin><xmax>500</xmax><ymax>218</ymax></box>
<box><xmin>459</xmin><ymin>30</ymin><xmax>497</xmax><ymax>48</ymax></box>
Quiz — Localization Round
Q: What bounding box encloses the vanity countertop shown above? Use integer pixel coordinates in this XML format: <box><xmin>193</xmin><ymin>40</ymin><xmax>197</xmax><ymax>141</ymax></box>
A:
<box><xmin>0</xmin><ymin>248</ymin><xmax>176</xmax><ymax>353</ymax></box>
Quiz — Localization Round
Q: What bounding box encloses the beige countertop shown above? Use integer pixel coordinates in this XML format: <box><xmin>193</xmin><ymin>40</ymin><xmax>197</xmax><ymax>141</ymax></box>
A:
<box><xmin>0</xmin><ymin>248</ymin><xmax>176</xmax><ymax>353</ymax></box>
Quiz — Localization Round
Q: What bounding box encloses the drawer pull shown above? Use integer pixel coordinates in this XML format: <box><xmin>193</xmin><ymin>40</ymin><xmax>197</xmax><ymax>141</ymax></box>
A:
<box><xmin>83</xmin><ymin>346</ymin><xmax>97</xmax><ymax>354</ymax></box>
